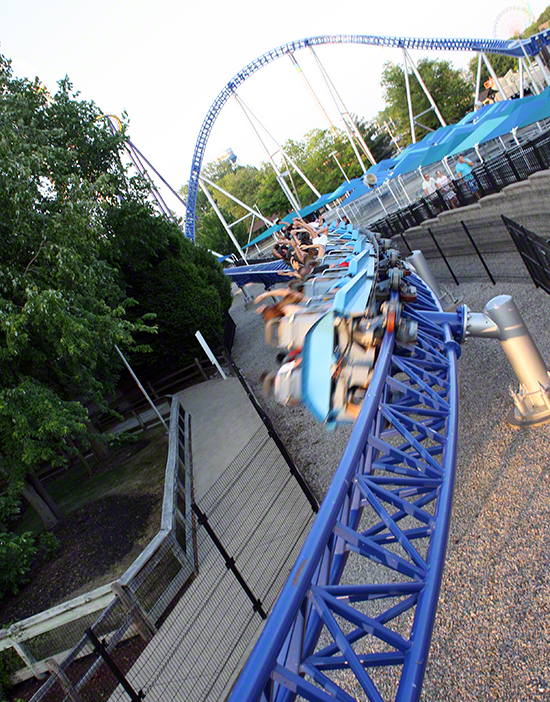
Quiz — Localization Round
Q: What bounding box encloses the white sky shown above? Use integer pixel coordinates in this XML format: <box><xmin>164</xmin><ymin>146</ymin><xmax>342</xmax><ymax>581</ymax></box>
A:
<box><xmin>2</xmin><ymin>0</ymin><xmax>547</xmax><ymax>217</ymax></box>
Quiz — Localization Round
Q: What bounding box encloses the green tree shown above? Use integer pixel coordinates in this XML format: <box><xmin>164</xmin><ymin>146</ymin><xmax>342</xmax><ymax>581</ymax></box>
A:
<box><xmin>103</xmin><ymin>200</ymin><xmax>232</xmax><ymax>374</ymax></box>
<box><xmin>0</xmin><ymin>57</ymin><xmax>157</xmax><ymax>538</ymax></box>
<box><xmin>381</xmin><ymin>58</ymin><xmax>473</xmax><ymax>146</ymax></box>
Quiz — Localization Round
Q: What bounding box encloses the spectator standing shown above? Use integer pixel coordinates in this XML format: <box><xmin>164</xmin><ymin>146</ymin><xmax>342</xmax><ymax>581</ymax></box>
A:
<box><xmin>422</xmin><ymin>173</ymin><xmax>438</xmax><ymax>197</ymax></box>
<box><xmin>455</xmin><ymin>154</ymin><xmax>480</xmax><ymax>199</ymax></box>
<box><xmin>435</xmin><ymin>169</ymin><xmax>459</xmax><ymax>209</ymax></box>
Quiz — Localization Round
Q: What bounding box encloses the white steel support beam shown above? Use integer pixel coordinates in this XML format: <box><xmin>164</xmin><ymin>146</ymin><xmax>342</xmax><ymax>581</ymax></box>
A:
<box><xmin>234</xmin><ymin>93</ymin><xmax>321</xmax><ymax>205</ymax></box>
<box><xmin>288</xmin><ymin>52</ymin><xmax>338</xmax><ymax>137</ymax></box>
<box><xmin>308</xmin><ymin>46</ymin><xmax>375</xmax><ymax>169</ymax></box>
<box><xmin>517</xmin><ymin>45</ymin><xmax>541</xmax><ymax>94</ymax></box>
<box><xmin>404</xmin><ymin>49</ymin><xmax>446</xmax><ymax>128</ymax></box>
<box><xmin>475</xmin><ymin>52</ymin><xmax>483</xmax><ymax>104</ymax></box>
<box><xmin>481</xmin><ymin>52</ymin><xmax>507</xmax><ymax>101</ymax></box>
<box><xmin>519</xmin><ymin>58</ymin><xmax>525</xmax><ymax>99</ymax></box>
<box><xmin>403</xmin><ymin>49</ymin><xmax>417</xmax><ymax>144</ymax></box>
<box><xmin>199</xmin><ymin>175</ymin><xmax>274</xmax><ymax>227</ymax></box>
<box><xmin>534</xmin><ymin>52</ymin><xmax>550</xmax><ymax>86</ymax></box>
<box><xmin>199</xmin><ymin>179</ymin><xmax>248</xmax><ymax>263</ymax></box>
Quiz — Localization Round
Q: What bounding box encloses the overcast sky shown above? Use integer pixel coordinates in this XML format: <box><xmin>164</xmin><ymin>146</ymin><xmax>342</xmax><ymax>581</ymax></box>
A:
<box><xmin>2</xmin><ymin>0</ymin><xmax>546</xmax><ymax>217</ymax></box>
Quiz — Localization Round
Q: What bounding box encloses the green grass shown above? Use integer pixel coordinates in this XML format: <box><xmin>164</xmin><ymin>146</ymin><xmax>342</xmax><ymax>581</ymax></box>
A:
<box><xmin>15</xmin><ymin>426</ymin><xmax>169</xmax><ymax>536</ymax></box>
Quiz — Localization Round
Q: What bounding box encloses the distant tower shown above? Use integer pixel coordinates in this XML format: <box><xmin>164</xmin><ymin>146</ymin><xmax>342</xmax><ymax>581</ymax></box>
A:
<box><xmin>217</xmin><ymin>147</ymin><xmax>237</xmax><ymax>166</ymax></box>
<box><xmin>493</xmin><ymin>3</ymin><xmax>535</xmax><ymax>39</ymax></box>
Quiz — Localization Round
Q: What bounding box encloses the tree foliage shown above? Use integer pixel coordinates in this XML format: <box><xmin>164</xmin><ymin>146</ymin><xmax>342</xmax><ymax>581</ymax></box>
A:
<box><xmin>0</xmin><ymin>58</ymin><xmax>148</xmax><ymax>505</ymax></box>
<box><xmin>380</xmin><ymin>58</ymin><xmax>473</xmax><ymax>146</ymax></box>
<box><xmin>103</xmin><ymin>200</ymin><xmax>231</xmax><ymax>374</ymax></box>
<box><xmin>0</xmin><ymin>53</ymin><xmax>231</xmax><ymax>552</ymax></box>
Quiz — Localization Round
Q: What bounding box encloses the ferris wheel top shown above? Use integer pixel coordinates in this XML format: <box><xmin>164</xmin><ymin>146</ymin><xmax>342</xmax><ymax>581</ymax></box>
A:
<box><xmin>493</xmin><ymin>3</ymin><xmax>536</xmax><ymax>39</ymax></box>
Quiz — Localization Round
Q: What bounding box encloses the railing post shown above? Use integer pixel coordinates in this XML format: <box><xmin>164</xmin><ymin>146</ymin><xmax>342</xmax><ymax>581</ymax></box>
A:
<box><xmin>46</xmin><ymin>659</ymin><xmax>83</xmax><ymax>702</ymax></box>
<box><xmin>111</xmin><ymin>582</ymin><xmax>157</xmax><ymax>641</ymax></box>
<box><xmin>12</xmin><ymin>641</ymin><xmax>45</xmax><ymax>681</ymax></box>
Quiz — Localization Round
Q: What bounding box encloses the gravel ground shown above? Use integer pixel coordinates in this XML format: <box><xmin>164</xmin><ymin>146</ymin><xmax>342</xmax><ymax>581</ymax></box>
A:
<box><xmin>228</xmin><ymin>271</ymin><xmax>550</xmax><ymax>701</ymax></box>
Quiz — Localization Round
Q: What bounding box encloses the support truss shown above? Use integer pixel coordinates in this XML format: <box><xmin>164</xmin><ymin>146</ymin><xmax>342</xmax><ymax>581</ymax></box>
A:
<box><xmin>228</xmin><ymin>274</ymin><xmax>459</xmax><ymax>702</ymax></box>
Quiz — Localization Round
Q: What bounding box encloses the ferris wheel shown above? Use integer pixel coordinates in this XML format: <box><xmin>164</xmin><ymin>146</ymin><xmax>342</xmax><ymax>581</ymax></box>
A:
<box><xmin>493</xmin><ymin>3</ymin><xmax>536</xmax><ymax>39</ymax></box>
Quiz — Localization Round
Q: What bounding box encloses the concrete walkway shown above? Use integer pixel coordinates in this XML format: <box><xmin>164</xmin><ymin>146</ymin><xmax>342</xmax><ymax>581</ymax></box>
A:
<box><xmin>109</xmin><ymin>372</ymin><xmax>314</xmax><ymax>702</ymax></box>
<box><xmin>176</xmin><ymin>376</ymin><xmax>263</xmax><ymax>499</ymax></box>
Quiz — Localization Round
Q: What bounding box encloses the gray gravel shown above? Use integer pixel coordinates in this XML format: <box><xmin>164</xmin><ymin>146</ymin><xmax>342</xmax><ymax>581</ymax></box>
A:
<box><xmin>229</xmin><ymin>273</ymin><xmax>550</xmax><ymax>701</ymax></box>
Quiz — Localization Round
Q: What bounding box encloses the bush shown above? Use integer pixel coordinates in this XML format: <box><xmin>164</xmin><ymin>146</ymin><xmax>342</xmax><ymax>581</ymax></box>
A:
<box><xmin>0</xmin><ymin>532</ymin><xmax>37</xmax><ymax>599</ymax></box>
<box><xmin>38</xmin><ymin>531</ymin><xmax>59</xmax><ymax>560</ymax></box>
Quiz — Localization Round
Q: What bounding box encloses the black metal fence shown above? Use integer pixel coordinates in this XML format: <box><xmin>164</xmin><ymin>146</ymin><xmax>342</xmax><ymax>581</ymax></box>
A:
<box><xmin>370</xmin><ymin>129</ymin><xmax>550</xmax><ymax>237</ymax></box>
<box><xmin>108</xmin><ymin>423</ymin><xmax>316</xmax><ymax>702</ymax></box>
<box><xmin>502</xmin><ymin>215</ymin><xmax>550</xmax><ymax>295</ymax></box>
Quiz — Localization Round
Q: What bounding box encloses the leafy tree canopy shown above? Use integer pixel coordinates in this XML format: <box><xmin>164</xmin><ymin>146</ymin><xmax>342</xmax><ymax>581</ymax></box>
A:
<box><xmin>0</xmin><ymin>53</ymin><xmax>231</xmax><ymax>543</ymax></box>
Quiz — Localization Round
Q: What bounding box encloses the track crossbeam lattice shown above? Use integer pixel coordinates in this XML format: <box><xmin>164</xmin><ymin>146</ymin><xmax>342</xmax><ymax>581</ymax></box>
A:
<box><xmin>228</xmin><ymin>275</ymin><xmax>459</xmax><ymax>702</ymax></box>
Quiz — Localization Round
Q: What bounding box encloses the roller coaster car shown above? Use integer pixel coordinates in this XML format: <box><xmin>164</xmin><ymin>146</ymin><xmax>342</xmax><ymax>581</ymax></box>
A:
<box><xmin>264</xmin><ymin>309</ymin><xmax>326</xmax><ymax>349</ymax></box>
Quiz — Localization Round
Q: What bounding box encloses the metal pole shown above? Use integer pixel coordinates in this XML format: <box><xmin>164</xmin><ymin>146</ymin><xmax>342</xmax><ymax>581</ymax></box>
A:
<box><xmin>404</xmin><ymin>48</ymin><xmax>446</xmax><ymax>127</ymax></box>
<box><xmin>427</xmin><ymin>228</ymin><xmax>460</xmax><ymax>286</ymax></box>
<box><xmin>114</xmin><ymin>345</ymin><xmax>169</xmax><ymax>431</ymax></box>
<box><xmin>85</xmin><ymin>629</ymin><xmax>145</xmax><ymax>700</ymax></box>
<box><xmin>200</xmin><ymin>175</ymin><xmax>273</xmax><ymax>227</ymax></box>
<box><xmin>385</xmin><ymin>179</ymin><xmax>400</xmax><ymax>206</ymax></box>
<box><xmin>199</xmin><ymin>179</ymin><xmax>248</xmax><ymax>263</ymax></box>
<box><xmin>475</xmin><ymin>53</ymin><xmax>483</xmax><ymax>104</ymax></box>
<box><xmin>329</xmin><ymin>150</ymin><xmax>350</xmax><ymax>182</ymax></box>
<box><xmin>481</xmin><ymin>52</ymin><xmax>507</xmax><ymax>101</ymax></box>
<box><xmin>460</xmin><ymin>220</ymin><xmax>495</xmax><ymax>284</ymax></box>
<box><xmin>519</xmin><ymin>57</ymin><xmax>525</xmax><ymax>99</ymax></box>
<box><xmin>403</xmin><ymin>49</ymin><xmax>416</xmax><ymax>144</ymax></box>
<box><xmin>398</xmin><ymin>174</ymin><xmax>412</xmax><ymax>204</ymax></box>
<box><xmin>483</xmin><ymin>295</ymin><xmax>550</xmax><ymax>427</ymax></box>
<box><xmin>245</xmin><ymin>108</ymin><xmax>323</xmax><ymax>199</ymax></box>
<box><xmin>519</xmin><ymin>44</ymin><xmax>542</xmax><ymax>95</ymax></box>
<box><xmin>534</xmin><ymin>52</ymin><xmax>550</xmax><ymax>87</ymax></box>
<box><xmin>308</xmin><ymin>46</ymin><xmax>372</xmax><ymax>170</ymax></box>
<box><xmin>288</xmin><ymin>52</ymin><xmax>338</xmax><ymax>137</ymax></box>
<box><xmin>406</xmin><ymin>250</ymin><xmax>445</xmax><ymax>300</ymax></box>
<box><xmin>234</xmin><ymin>94</ymin><xmax>303</xmax><ymax>214</ymax></box>
<box><xmin>195</xmin><ymin>331</ymin><xmax>227</xmax><ymax>380</ymax></box>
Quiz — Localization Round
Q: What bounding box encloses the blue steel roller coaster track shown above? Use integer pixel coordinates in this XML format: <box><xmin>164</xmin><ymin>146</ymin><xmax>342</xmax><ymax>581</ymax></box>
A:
<box><xmin>184</xmin><ymin>30</ymin><xmax>550</xmax><ymax>702</ymax></box>
<box><xmin>184</xmin><ymin>30</ymin><xmax>550</xmax><ymax>243</ymax></box>
<box><xmin>227</xmin><ymin>267</ymin><xmax>461</xmax><ymax>702</ymax></box>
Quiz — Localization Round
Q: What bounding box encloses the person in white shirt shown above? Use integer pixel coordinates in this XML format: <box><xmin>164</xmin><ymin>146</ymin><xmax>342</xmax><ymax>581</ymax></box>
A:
<box><xmin>422</xmin><ymin>172</ymin><xmax>437</xmax><ymax>196</ymax></box>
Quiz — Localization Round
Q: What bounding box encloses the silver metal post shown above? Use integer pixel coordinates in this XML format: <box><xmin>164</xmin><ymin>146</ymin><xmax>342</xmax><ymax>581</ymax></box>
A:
<box><xmin>534</xmin><ymin>52</ymin><xmax>550</xmax><ymax>87</ymax></box>
<box><xmin>403</xmin><ymin>49</ymin><xmax>416</xmax><ymax>144</ymax></box>
<box><xmin>519</xmin><ymin>58</ymin><xmax>525</xmax><ymax>99</ymax></box>
<box><xmin>406</xmin><ymin>250</ymin><xmax>444</xmax><ymax>299</ymax></box>
<box><xmin>404</xmin><ymin>48</ymin><xmax>446</xmax><ymax>128</ymax></box>
<box><xmin>199</xmin><ymin>180</ymin><xmax>248</xmax><ymax>263</ymax></box>
<box><xmin>484</xmin><ymin>295</ymin><xmax>550</xmax><ymax>427</ymax></box>
<box><xmin>520</xmin><ymin>44</ymin><xmax>542</xmax><ymax>95</ymax></box>
<box><xmin>475</xmin><ymin>53</ymin><xmax>483</xmax><ymax>104</ymax></box>
<box><xmin>115</xmin><ymin>345</ymin><xmax>169</xmax><ymax>431</ymax></box>
<box><xmin>406</xmin><ymin>250</ymin><xmax>459</xmax><ymax>310</ymax></box>
<box><xmin>481</xmin><ymin>52</ymin><xmax>507</xmax><ymax>101</ymax></box>
<box><xmin>195</xmin><ymin>331</ymin><xmax>227</xmax><ymax>380</ymax></box>
<box><xmin>329</xmin><ymin>150</ymin><xmax>350</xmax><ymax>182</ymax></box>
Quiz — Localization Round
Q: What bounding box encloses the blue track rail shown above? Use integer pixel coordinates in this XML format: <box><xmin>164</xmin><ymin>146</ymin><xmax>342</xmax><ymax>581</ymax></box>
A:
<box><xmin>224</xmin><ymin>259</ymin><xmax>292</xmax><ymax>288</ymax></box>
<box><xmin>184</xmin><ymin>30</ymin><xmax>550</xmax><ymax>241</ymax></box>
<box><xmin>228</xmin><ymin>274</ymin><xmax>459</xmax><ymax>702</ymax></box>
